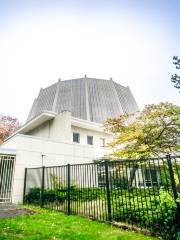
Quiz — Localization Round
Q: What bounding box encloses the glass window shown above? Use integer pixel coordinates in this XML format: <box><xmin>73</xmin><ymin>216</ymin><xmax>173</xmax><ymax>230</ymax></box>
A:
<box><xmin>100</xmin><ymin>138</ymin><xmax>105</xmax><ymax>147</ymax></box>
<box><xmin>73</xmin><ymin>132</ymin><xmax>80</xmax><ymax>143</ymax></box>
<box><xmin>87</xmin><ymin>135</ymin><xmax>93</xmax><ymax>145</ymax></box>
<box><xmin>143</xmin><ymin>168</ymin><xmax>159</xmax><ymax>187</ymax></box>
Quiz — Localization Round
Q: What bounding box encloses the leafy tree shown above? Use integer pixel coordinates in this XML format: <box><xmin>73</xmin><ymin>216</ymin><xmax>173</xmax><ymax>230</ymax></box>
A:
<box><xmin>104</xmin><ymin>102</ymin><xmax>180</xmax><ymax>159</ymax></box>
<box><xmin>171</xmin><ymin>56</ymin><xmax>180</xmax><ymax>91</ymax></box>
<box><xmin>0</xmin><ymin>115</ymin><xmax>20</xmax><ymax>144</ymax></box>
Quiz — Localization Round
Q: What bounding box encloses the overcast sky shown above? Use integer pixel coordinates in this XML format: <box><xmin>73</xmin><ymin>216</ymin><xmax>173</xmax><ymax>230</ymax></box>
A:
<box><xmin>0</xmin><ymin>0</ymin><xmax>179</xmax><ymax>123</ymax></box>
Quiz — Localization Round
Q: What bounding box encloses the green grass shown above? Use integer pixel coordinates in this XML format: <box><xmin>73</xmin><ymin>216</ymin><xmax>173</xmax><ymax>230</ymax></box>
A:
<box><xmin>0</xmin><ymin>206</ymin><xmax>158</xmax><ymax>240</ymax></box>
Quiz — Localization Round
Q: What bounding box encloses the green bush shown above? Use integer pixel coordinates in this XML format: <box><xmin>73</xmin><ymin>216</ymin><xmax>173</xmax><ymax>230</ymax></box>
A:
<box><xmin>24</xmin><ymin>188</ymin><xmax>41</xmax><ymax>204</ymax></box>
<box><xmin>110</xmin><ymin>188</ymin><xmax>178</xmax><ymax>240</ymax></box>
<box><xmin>24</xmin><ymin>188</ymin><xmax>67</xmax><ymax>204</ymax></box>
<box><xmin>111</xmin><ymin>177</ymin><xmax>129</xmax><ymax>189</ymax></box>
<box><xmin>70</xmin><ymin>187</ymin><xmax>102</xmax><ymax>201</ymax></box>
<box><xmin>24</xmin><ymin>187</ymin><xmax>102</xmax><ymax>204</ymax></box>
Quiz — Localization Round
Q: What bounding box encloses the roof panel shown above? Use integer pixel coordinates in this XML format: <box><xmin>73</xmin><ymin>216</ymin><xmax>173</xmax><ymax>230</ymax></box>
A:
<box><xmin>27</xmin><ymin>77</ymin><xmax>139</xmax><ymax>123</ymax></box>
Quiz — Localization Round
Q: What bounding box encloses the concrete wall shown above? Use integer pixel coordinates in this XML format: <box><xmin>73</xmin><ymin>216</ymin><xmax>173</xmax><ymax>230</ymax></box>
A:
<box><xmin>27</xmin><ymin>111</ymin><xmax>71</xmax><ymax>142</ymax></box>
<box><xmin>49</xmin><ymin>111</ymin><xmax>71</xmax><ymax>142</ymax></box>
<box><xmin>27</xmin><ymin>121</ymin><xmax>50</xmax><ymax>138</ymax></box>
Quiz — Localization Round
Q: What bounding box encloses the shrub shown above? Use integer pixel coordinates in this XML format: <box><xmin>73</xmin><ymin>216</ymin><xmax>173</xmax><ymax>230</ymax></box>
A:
<box><xmin>24</xmin><ymin>187</ymin><xmax>102</xmax><ymax>204</ymax></box>
<box><xmin>110</xmin><ymin>188</ymin><xmax>178</xmax><ymax>239</ymax></box>
<box><xmin>70</xmin><ymin>187</ymin><xmax>102</xmax><ymax>201</ymax></box>
<box><xmin>24</xmin><ymin>188</ymin><xmax>41</xmax><ymax>204</ymax></box>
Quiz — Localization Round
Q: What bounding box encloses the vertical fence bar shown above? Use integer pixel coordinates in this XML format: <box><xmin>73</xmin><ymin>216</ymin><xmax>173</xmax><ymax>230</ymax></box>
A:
<box><xmin>104</xmin><ymin>160</ymin><xmax>112</xmax><ymax>222</ymax></box>
<box><xmin>166</xmin><ymin>154</ymin><xmax>180</xmax><ymax>227</ymax></box>
<box><xmin>40</xmin><ymin>166</ymin><xmax>45</xmax><ymax>208</ymax></box>
<box><xmin>166</xmin><ymin>154</ymin><xmax>178</xmax><ymax>201</ymax></box>
<box><xmin>67</xmin><ymin>164</ymin><xmax>71</xmax><ymax>215</ymax></box>
<box><xmin>23</xmin><ymin>168</ymin><xmax>27</xmax><ymax>204</ymax></box>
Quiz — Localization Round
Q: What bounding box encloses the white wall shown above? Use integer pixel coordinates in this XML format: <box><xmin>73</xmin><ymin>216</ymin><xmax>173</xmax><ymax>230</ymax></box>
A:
<box><xmin>49</xmin><ymin>111</ymin><xmax>71</xmax><ymax>142</ymax></box>
<box><xmin>71</xmin><ymin>126</ymin><xmax>112</xmax><ymax>158</ymax></box>
<box><xmin>27</xmin><ymin>121</ymin><xmax>50</xmax><ymax>138</ymax></box>
<box><xmin>27</xmin><ymin>111</ymin><xmax>71</xmax><ymax>142</ymax></box>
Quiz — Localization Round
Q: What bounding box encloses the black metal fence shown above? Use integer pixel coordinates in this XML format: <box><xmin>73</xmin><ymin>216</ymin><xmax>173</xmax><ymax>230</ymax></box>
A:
<box><xmin>23</xmin><ymin>155</ymin><xmax>180</xmax><ymax>239</ymax></box>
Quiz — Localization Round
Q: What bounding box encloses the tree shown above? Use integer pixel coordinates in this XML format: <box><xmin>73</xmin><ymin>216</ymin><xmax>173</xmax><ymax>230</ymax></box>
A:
<box><xmin>0</xmin><ymin>115</ymin><xmax>20</xmax><ymax>144</ymax></box>
<box><xmin>104</xmin><ymin>102</ymin><xmax>180</xmax><ymax>159</ymax></box>
<box><xmin>171</xmin><ymin>56</ymin><xmax>180</xmax><ymax>91</ymax></box>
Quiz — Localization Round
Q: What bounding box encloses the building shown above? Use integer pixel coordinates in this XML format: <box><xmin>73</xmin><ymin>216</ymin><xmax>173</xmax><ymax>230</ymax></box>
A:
<box><xmin>0</xmin><ymin>76</ymin><xmax>139</xmax><ymax>203</ymax></box>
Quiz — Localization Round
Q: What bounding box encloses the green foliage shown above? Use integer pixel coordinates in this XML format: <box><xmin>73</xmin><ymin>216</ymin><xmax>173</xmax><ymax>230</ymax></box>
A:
<box><xmin>24</xmin><ymin>188</ymin><xmax>67</xmax><ymax>204</ymax></box>
<box><xmin>70</xmin><ymin>186</ymin><xmax>102</xmax><ymax>201</ymax></box>
<box><xmin>110</xmin><ymin>188</ymin><xmax>178</xmax><ymax>239</ymax></box>
<box><xmin>104</xmin><ymin>102</ymin><xmax>180</xmax><ymax>158</ymax></box>
<box><xmin>159</xmin><ymin>190</ymin><xmax>178</xmax><ymax>239</ymax></box>
<box><xmin>111</xmin><ymin>176</ymin><xmax>129</xmax><ymax>189</ymax></box>
<box><xmin>160</xmin><ymin>161</ymin><xmax>180</xmax><ymax>194</ymax></box>
<box><xmin>24</xmin><ymin>188</ymin><xmax>41</xmax><ymax>204</ymax></box>
<box><xmin>24</xmin><ymin>187</ymin><xmax>102</xmax><ymax>204</ymax></box>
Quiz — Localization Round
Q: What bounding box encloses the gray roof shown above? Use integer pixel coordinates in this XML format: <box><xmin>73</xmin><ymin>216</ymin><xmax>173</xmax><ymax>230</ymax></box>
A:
<box><xmin>27</xmin><ymin>77</ymin><xmax>139</xmax><ymax>124</ymax></box>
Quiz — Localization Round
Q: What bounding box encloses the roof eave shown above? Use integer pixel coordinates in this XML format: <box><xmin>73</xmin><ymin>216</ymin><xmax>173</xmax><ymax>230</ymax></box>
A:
<box><xmin>71</xmin><ymin>117</ymin><xmax>109</xmax><ymax>133</ymax></box>
<box><xmin>5</xmin><ymin>111</ymin><xmax>57</xmax><ymax>141</ymax></box>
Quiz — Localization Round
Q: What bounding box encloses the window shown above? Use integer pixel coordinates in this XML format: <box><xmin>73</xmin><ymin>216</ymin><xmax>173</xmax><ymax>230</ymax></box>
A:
<box><xmin>73</xmin><ymin>132</ymin><xmax>80</xmax><ymax>143</ymax></box>
<box><xmin>137</xmin><ymin>168</ymin><xmax>159</xmax><ymax>187</ymax></box>
<box><xmin>143</xmin><ymin>168</ymin><xmax>159</xmax><ymax>187</ymax></box>
<box><xmin>100</xmin><ymin>138</ymin><xmax>105</xmax><ymax>147</ymax></box>
<box><xmin>87</xmin><ymin>135</ymin><xmax>93</xmax><ymax>145</ymax></box>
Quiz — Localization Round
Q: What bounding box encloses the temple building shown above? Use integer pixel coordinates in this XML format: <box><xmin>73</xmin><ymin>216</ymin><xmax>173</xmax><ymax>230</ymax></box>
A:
<box><xmin>1</xmin><ymin>76</ymin><xmax>139</xmax><ymax>202</ymax></box>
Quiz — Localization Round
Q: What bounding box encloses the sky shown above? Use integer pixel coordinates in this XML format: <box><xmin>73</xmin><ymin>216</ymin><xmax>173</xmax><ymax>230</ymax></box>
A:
<box><xmin>0</xmin><ymin>0</ymin><xmax>180</xmax><ymax>123</ymax></box>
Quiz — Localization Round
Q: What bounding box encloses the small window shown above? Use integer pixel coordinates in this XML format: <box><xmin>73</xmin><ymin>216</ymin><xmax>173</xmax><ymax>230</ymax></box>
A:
<box><xmin>73</xmin><ymin>132</ymin><xmax>80</xmax><ymax>143</ymax></box>
<box><xmin>143</xmin><ymin>168</ymin><xmax>159</xmax><ymax>187</ymax></box>
<box><xmin>87</xmin><ymin>136</ymin><xmax>93</xmax><ymax>145</ymax></box>
<box><xmin>100</xmin><ymin>138</ymin><xmax>105</xmax><ymax>147</ymax></box>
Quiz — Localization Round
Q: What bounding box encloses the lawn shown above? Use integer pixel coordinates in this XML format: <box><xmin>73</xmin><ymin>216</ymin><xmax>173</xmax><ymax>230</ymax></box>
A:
<box><xmin>0</xmin><ymin>206</ymin><xmax>158</xmax><ymax>240</ymax></box>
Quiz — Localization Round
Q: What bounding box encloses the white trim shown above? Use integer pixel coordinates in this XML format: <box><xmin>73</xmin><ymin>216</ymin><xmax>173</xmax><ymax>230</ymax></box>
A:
<box><xmin>0</xmin><ymin>148</ymin><xmax>16</xmax><ymax>155</ymax></box>
<box><xmin>71</xmin><ymin>117</ymin><xmax>109</xmax><ymax>133</ymax></box>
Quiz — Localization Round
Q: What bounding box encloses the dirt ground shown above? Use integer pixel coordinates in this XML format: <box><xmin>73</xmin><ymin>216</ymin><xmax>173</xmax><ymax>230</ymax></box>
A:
<box><xmin>0</xmin><ymin>203</ymin><xmax>36</xmax><ymax>218</ymax></box>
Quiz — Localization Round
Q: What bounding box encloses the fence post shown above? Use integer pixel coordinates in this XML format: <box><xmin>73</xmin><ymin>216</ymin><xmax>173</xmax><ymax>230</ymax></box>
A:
<box><xmin>166</xmin><ymin>154</ymin><xmax>180</xmax><ymax>226</ymax></box>
<box><xmin>23</xmin><ymin>168</ymin><xmax>27</xmax><ymax>204</ymax></box>
<box><xmin>104</xmin><ymin>160</ymin><xmax>112</xmax><ymax>222</ymax></box>
<box><xmin>40</xmin><ymin>166</ymin><xmax>45</xmax><ymax>208</ymax></box>
<box><xmin>67</xmin><ymin>164</ymin><xmax>71</xmax><ymax>215</ymax></box>
<box><xmin>166</xmin><ymin>154</ymin><xmax>178</xmax><ymax>201</ymax></box>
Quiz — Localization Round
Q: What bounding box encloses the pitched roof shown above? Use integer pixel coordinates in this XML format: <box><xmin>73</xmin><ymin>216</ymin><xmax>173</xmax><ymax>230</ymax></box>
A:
<box><xmin>27</xmin><ymin>77</ymin><xmax>139</xmax><ymax>124</ymax></box>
